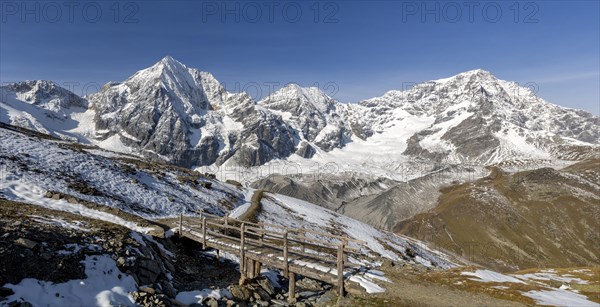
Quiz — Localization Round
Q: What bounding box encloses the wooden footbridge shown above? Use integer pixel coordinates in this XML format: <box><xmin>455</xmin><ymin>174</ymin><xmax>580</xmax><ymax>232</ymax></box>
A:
<box><xmin>171</xmin><ymin>212</ymin><xmax>369</xmax><ymax>302</ymax></box>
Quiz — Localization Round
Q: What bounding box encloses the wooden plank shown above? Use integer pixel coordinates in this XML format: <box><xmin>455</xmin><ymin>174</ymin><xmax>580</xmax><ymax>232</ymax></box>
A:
<box><xmin>206</xmin><ymin>221</ymin><xmax>240</xmax><ymax>231</ymax></box>
<box><xmin>299</xmin><ymin>228</ymin><xmax>306</xmax><ymax>253</ymax></box>
<box><xmin>228</xmin><ymin>215</ymin><xmax>365</xmax><ymax>244</ymax></box>
<box><xmin>240</xmin><ymin>223</ymin><xmax>246</xmax><ymax>276</ymax></box>
<box><xmin>283</xmin><ymin>230</ymin><xmax>289</xmax><ymax>278</ymax></box>
<box><xmin>202</xmin><ymin>217</ymin><xmax>207</xmax><ymax>249</ymax></box>
<box><xmin>337</xmin><ymin>243</ymin><xmax>344</xmax><ymax>297</ymax></box>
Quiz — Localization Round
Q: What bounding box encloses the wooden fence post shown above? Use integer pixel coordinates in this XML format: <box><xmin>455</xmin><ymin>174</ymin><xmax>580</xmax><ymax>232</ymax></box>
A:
<box><xmin>201</xmin><ymin>216</ymin><xmax>207</xmax><ymax>249</ymax></box>
<box><xmin>224</xmin><ymin>216</ymin><xmax>229</xmax><ymax>236</ymax></box>
<box><xmin>247</xmin><ymin>259</ymin><xmax>255</xmax><ymax>278</ymax></box>
<box><xmin>254</xmin><ymin>261</ymin><xmax>262</xmax><ymax>277</ymax></box>
<box><xmin>288</xmin><ymin>272</ymin><xmax>296</xmax><ymax>303</ymax></box>
<box><xmin>240</xmin><ymin>222</ymin><xmax>246</xmax><ymax>279</ymax></box>
<box><xmin>283</xmin><ymin>230</ymin><xmax>289</xmax><ymax>278</ymax></box>
<box><xmin>337</xmin><ymin>243</ymin><xmax>345</xmax><ymax>297</ymax></box>
<box><xmin>178</xmin><ymin>213</ymin><xmax>183</xmax><ymax>238</ymax></box>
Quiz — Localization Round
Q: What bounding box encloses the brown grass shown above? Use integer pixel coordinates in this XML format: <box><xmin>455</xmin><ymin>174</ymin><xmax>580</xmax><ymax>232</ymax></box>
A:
<box><xmin>237</xmin><ymin>190</ymin><xmax>264</xmax><ymax>224</ymax></box>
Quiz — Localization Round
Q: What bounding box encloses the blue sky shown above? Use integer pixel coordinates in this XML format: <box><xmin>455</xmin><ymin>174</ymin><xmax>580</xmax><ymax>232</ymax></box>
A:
<box><xmin>1</xmin><ymin>0</ymin><xmax>598</xmax><ymax>114</ymax></box>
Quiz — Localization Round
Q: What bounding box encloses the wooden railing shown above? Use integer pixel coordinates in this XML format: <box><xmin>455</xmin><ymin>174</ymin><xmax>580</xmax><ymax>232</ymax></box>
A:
<box><xmin>176</xmin><ymin>212</ymin><xmax>367</xmax><ymax>300</ymax></box>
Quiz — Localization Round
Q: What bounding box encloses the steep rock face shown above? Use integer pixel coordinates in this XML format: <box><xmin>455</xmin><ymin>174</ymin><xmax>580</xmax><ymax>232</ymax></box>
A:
<box><xmin>258</xmin><ymin>84</ymin><xmax>352</xmax><ymax>156</ymax></box>
<box><xmin>87</xmin><ymin>56</ymin><xmax>305</xmax><ymax>168</ymax></box>
<box><xmin>88</xmin><ymin>56</ymin><xmax>221</xmax><ymax>167</ymax></box>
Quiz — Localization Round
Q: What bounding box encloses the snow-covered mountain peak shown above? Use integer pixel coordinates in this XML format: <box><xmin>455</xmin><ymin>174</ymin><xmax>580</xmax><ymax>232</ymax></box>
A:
<box><xmin>257</xmin><ymin>84</ymin><xmax>352</xmax><ymax>155</ymax></box>
<box><xmin>3</xmin><ymin>60</ymin><xmax>598</xmax><ymax>170</ymax></box>
<box><xmin>126</xmin><ymin>56</ymin><xmax>192</xmax><ymax>86</ymax></box>
<box><xmin>259</xmin><ymin>83</ymin><xmax>335</xmax><ymax>115</ymax></box>
<box><xmin>1</xmin><ymin>80</ymin><xmax>87</xmax><ymax>112</ymax></box>
<box><xmin>159</xmin><ymin>55</ymin><xmax>183</xmax><ymax>66</ymax></box>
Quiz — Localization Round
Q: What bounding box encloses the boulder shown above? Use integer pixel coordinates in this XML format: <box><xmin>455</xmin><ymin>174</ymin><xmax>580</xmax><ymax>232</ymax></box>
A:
<box><xmin>139</xmin><ymin>286</ymin><xmax>156</xmax><ymax>294</ymax></box>
<box><xmin>202</xmin><ymin>297</ymin><xmax>218</xmax><ymax>307</ymax></box>
<box><xmin>14</xmin><ymin>238</ymin><xmax>37</xmax><ymax>249</ymax></box>
<box><xmin>253</xmin><ymin>287</ymin><xmax>271</xmax><ymax>302</ymax></box>
<box><xmin>228</xmin><ymin>285</ymin><xmax>251</xmax><ymax>302</ymax></box>
<box><xmin>256</xmin><ymin>277</ymin><xmax>276</xmax><ymax>295</ymax></box>
<box><xmin>136</xmin><ymin>258</ymin><xmax>162</xmax><ymax>284</ymax></box>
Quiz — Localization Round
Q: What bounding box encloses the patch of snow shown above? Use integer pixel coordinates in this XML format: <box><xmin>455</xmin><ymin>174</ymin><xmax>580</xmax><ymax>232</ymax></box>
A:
<box><xmin>514</xmin><ymin>272</ymin><xmax>590</xmax><ymax>285</ymax></box>
<box><xmin>28</xmin><ymin>215</ymin><xmax>90</xmax><ymax>232</ymax></box>
<box><xmin>522</xmin><ymin>288</ymin><xmax>598</xmax><ymax>306</ymax></box>
<box><xmin>260</xmin><ymin>269</ymin><xmax>282</xmax><ymax>288</ymax></box>
<box><xmin>4</xmin><ymin>255</ymin><xmax>137</xmax><ymax>307</ymax></box>
<box><xmin>57</xmin><ymin>243</ymin><xmax>86</xmax><ymax>255</ymax></box>
<box><xmin>461</xmin><ymin>270</ymin><xmax>525</xmax><ymax>284</ymax></box>
<box><xmin>1</xmin><ymin>176</ymin><xmax>154</xmax><ymax>233</ymax></box>
<box><xmin>229</xmin><ymin>189</ymin><xmax>255</xmax><ymax>219</ymax></box>
<box><xmin>176</xmin><ymin>288</ymin><xmax>232</xmax><ymax>305</ymax></box>
<box><xmin>130</xmin><ymin>232</ymin><xmax>147</xmax><ymax>246</ymax></box>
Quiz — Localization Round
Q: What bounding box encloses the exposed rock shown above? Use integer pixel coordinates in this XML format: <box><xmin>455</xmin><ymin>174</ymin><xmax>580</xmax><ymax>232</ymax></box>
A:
<box><xmin>296</xmin><ymin>278</ymin><xmax>323</xmax><ymax>292</ymax></box>
<box><xmin>0</xmin><ymin>286</ymin><xmax>15</xmax><ymax>297</ymax></box>
<box><xmin>135</xmin><ymin>258</ymin><xmax>162</xmax><ymax>285</ymax></box>
<box><xmin>256</xmin><ymin>276</ymin><xmax>276</xmax><ymax>296</ymax></box>
<box><xmin>202</xmin><ymin>296</ymin><xmax>219</xmax><ymax>307</ymax></box>
<box><xmin>228</xmin><ymin>285</ymin><xmax>251</xmax><ymax>302</ymax></box>
<box><xmin>7</xmin><ymin>301</ymin><xmax>34</xmax><ymax>307</ymax></box>
<box><xmin>252</xmin><ymin>286</ymin><xmax>271</xmax><ymax>302</ymax></box>
<box><xmin>139</xmin><ymin>286</ymin><xmax>156</xmax><ymax>294</ymax></box>
<box><xmin>14</xmin><ymin>238</ymin><xmax>37</xmax><ymax>249</ymax></box>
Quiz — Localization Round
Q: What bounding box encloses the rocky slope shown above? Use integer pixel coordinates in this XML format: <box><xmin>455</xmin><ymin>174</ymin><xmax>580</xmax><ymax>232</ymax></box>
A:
<box><xmin>257</xmin><ymin>84</ymin><xmax>354</xmax><ymax>157</ymax></box>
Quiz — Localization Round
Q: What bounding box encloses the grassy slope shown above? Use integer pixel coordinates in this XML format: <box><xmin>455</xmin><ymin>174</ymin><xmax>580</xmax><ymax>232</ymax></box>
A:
<box><xmin>396</xmin><ymin>159</ymin><xmax>600</xmax><ymax>272</ymax></box>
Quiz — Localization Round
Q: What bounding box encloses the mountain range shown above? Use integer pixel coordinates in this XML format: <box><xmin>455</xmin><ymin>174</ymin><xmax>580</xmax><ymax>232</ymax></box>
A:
<box><xmin>2</xmin><ymin>56</ymin><xmax>598</xmax><ymax>172</ymax></box>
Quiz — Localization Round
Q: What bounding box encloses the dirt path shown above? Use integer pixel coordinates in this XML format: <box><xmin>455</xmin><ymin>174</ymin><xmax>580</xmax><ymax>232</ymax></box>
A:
<box><xmin>338</xmin><ymin>265</ymin><xmax>527</xmax><ymax>307</ymax></box>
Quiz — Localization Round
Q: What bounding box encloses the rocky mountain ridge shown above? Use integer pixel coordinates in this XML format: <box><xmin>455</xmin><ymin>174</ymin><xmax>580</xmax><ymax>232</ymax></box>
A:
<box><xmin>2</xmin><ymin>57</ymin><xmax>598</xmax><ymax>171</ymax></box>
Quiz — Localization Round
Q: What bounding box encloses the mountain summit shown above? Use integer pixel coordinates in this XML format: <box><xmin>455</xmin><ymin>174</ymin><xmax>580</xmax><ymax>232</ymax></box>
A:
<box><xmin>1</xmin><ymin>57</ymin><xmax>598</xmax><ymax>169</ymax></box>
